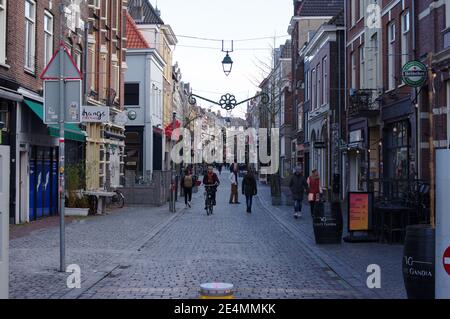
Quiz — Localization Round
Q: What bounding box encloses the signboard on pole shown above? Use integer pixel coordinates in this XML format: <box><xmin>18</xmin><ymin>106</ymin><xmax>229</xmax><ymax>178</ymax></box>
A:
<box><xmin>402</xmin><ymin>60</ymin><xmax>427</xmax><ymax>88</ymax></box>
<box><xmin>436</xmin><ymin>149</ymin><xmax>450</xmax><ymax>299</ymax></box>
<box><xmin>82</xmin><ymin>106</ymin><xmax>110</xmax><ymax>123</ymax></box>
<box><xmin>44</xmin><ymin>80</ymin><xmax>82</xmax><ymax>124</ymax></box>
<box><xmin>40</xmin><ymin>44</ymin><xmax>83</xmax><ymax>80</ymax></box>
<box><xmin>348</xmin><ymin>192</ymin><xmax>374</xmax><ymax>232</ymax></box>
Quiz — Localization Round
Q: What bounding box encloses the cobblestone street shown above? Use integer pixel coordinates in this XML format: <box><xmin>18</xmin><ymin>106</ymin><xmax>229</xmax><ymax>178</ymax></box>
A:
<box><xmin>9</xmin><ymin>176</ymin><xmax>406</xmax><ymax>299</ymax></box>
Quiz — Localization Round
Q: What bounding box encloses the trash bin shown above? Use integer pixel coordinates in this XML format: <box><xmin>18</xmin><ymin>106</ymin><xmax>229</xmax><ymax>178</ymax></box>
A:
<box><xmin>312</xmin><ymin>200</ymin><xmax>343</xmax><ymax>244</ymax></box>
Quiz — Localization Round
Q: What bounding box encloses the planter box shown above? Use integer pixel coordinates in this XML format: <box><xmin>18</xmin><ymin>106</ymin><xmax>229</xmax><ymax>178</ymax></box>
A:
<box><xmin>65</xmin><ymin>208</ymin><xmax>89</xmax><ymax>217</ymax></box>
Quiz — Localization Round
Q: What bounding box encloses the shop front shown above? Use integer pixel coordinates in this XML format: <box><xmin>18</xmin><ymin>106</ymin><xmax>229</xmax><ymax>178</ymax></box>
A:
<box><xmin>20</xmin><ymin>98</ymin><xmax>86</xmax><ymax>223</ymax></box>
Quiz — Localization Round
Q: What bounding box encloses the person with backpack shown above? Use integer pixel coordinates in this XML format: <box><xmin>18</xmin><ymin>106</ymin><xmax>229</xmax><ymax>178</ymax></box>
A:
<box><xmin>182</xmin><ymin>169</ymin><xmax>194</xmax><ymax>208</ymax></box>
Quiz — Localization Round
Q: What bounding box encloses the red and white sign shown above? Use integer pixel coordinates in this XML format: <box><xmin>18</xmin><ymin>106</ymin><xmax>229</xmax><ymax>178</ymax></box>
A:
<box><xmin>444</xmin><ymin>247</ymin><xmax>450</xmax><ymax>276</ymax></box>
<box><xmin>40</xmin><ymin>43</ymin><xmax>83</xmax><ymax>80</ymax></box>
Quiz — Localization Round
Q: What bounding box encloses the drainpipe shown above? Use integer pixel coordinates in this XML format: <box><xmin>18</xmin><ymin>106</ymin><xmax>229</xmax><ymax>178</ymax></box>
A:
<box><xmin>343</xmin><ymin>0</ymin><xmax>348</xmax><ymax>198</ymax></box>
<box><xmin>412</xmin><ymin>0</ymin><xmax>421</xmax><ymax>179</ymax></box>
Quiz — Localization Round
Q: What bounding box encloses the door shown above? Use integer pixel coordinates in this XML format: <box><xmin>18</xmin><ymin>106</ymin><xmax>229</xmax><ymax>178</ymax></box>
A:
<box><xmin>0</xmin><ymin>145</ymin><xmax>10</xmax><ymax>299</ymax></box>
<box><xmin>19</xmin><ymin>151</ymin><xmax>28</xmax><ymax>223</ymax></box>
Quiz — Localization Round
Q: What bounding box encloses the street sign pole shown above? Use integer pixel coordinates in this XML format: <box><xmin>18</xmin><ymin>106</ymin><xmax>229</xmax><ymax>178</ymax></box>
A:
<box><xmin>58</xmin><ymin>4</ymin><xmax>66</xmax><ymax>273</ymax></box>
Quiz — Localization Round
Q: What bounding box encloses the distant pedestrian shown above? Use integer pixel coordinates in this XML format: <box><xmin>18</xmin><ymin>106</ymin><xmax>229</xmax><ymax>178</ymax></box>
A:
<box><xmin>289</xmin><ymin>166</ymin><xmax>309</xmax><ymax>219</ymax></box>
<box><xmin>218</xmin><ymin>164</ymin><xmax>223</xmax><ymax>175</ymax></box>
<box><xmin>229</xmin><ymin>166</ymin><xmax>240</xmax><ymax>204</ymax></box>
<box><xmin>182</xmin><ymin>169</ymin><xmax>194</xmax><ymax>208</ymax></box>
<box><xmin>307</xmin><ymin>169</ymin><xmax>322</xmax><ymax>217</ymax></box>
<box><xmin>242</xmin><ymin>169</ymin><xmax>257</xmax><ymax>213</ymax></box>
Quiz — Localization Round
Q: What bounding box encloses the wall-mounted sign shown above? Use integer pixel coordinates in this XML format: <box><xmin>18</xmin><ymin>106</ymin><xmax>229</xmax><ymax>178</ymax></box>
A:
<box><xmin>127</xmin><ymin>110</ymin><xmax>137</xmax><ymax>121</ymax></box>
<box><xmin>402</xmin><ymin>60</ymin><xmax>427</xmax><ymax>88</ymax></box>
<box><xmin>82</xmin><ymin>106</ymin><xmax>110</xmax><ymax>123</ymax></box>
<box><xmin>348</xmin><ymin>192</ymin><xmax>374</xmax><ymax>232</ymax></box>
<box><xmin>314</xmin><ymin>141</ymin><xmax>326</xmax><ymax>149</ymax></box>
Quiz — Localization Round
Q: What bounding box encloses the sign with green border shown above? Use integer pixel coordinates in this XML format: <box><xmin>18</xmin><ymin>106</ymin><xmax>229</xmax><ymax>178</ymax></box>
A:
<box><xmin>402</xmin><ymin>61</ymin><xmax>427</xmax><ymax>87</ymax></box>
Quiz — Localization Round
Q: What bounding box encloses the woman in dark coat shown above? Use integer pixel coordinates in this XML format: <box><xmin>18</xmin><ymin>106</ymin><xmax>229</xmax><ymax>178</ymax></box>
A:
<box><xmin>289</xmin><ymin>166</ymin><xmax>309</xmax><ymax>219</ymax></box>
<box><xmin>242</xmin><ymin>169</ymin><xmax>257</xmax><ymax>213</ymax></box>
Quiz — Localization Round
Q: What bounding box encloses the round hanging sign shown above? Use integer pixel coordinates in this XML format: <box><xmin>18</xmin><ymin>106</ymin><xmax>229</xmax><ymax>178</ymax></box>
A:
<box><xmin>402</xmin><ymin>60</ymin><xmax>427</xmax><ymax>88</ymax></box>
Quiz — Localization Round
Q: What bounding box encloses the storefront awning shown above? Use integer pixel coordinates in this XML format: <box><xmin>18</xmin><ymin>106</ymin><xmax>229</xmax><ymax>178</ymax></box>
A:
<box><xmin>23</xmin><ymin>99</ymin><xmax>86</xmax><ymax>143</ymax></box>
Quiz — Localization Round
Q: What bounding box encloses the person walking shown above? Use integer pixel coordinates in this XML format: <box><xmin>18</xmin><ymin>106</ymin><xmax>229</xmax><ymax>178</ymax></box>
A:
<box><xmin>289</xmin><ymin>166</ymin><xmax>309</xmax><ymax>219</ymax></box>
<box><xmin>242</xmin><ymin>169</ymin><xmax>257</xmax><ymax>213</ymax></box>
<box><xmin>229</xmin><ymin>166</ymin><xmax>240</xmax><ymax>204</ymax></box>
<box><xmin>181</xmin><ymin>169</ymin><xmax>194</xmax><ymax>208</ymax></box>
<box><xmin>307</xmin><ymin>169</ymin><xmax>322</xmax><ymax>217</ymax></box>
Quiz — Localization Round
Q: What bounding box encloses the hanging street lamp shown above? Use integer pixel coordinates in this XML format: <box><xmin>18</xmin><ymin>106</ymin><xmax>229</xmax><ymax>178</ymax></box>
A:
<box><xmin>222</xmin><ymin>40</ymin><xmax>234</xmax><ymax>76</ymax></box>
<box><xmin>222</xmin><ymin>53</ymin><xmax>233</xmax><ymax>76</ymax></box>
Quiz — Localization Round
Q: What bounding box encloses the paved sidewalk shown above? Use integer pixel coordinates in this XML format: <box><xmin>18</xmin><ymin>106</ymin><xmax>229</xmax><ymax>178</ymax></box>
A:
<box><xmin>257</xmin><ymin>183</ymin><xmax>406</xmax><ymax>299</ymax></box>
<box><xmin>9</xmin><ymin>205</ymin><xmax>183</xmax><ymax>299</ymax></box>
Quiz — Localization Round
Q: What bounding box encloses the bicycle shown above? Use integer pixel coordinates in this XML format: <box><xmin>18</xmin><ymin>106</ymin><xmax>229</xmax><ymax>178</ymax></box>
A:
<box><xmin>204</xmin><ymin>184</ymin><xmax>217</xmax><ymax>216</ymax></box>
<box><xmin>111</xmin><ymin>189</ymin><xmax>125</xmax><ymax>209</ymax></box>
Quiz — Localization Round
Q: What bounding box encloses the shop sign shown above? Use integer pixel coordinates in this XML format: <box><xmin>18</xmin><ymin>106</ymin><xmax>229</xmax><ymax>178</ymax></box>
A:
<box><xmin>348</xmin><ymin>192</ymin><xmax>374</xmax><ymax>232</ymax></box>
<box><xmin>314</xmin><ymin>141</ymin><xmax>326</xmax><ymax>149</ymax></box>
<box><xmin>349</xmin><ymin>130</ymin><xmax>363</xmax><ymax>143</ymax></box>
<box><xmin>82</xmin><ymin>106</ymin><xmax>110</xmax><ymax>123</ymax></box>
<box><xmin>402</xmin><ymin>60</ymin><xmax>427</xmax><ymax>88</ymax></box>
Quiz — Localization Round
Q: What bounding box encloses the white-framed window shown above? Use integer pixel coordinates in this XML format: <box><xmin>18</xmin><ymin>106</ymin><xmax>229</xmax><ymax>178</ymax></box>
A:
<box><xmin>446</xmin><ymin>0</ymin><xmax>450</xmax><ymax>29</ymax></box>
<box><xmin>401</xmin><ymin>11</ymin><xmax>410</xmax><ymax>70</ymax></box>
<box><xmin>351</xmin><ymin>0</ymin><xmax>356</xmax><ymax>26</ymax></box>
<box><xmin>312</xmin><ymin>68</ymin><xmax>316</xmax><ymax>109</ymax></box>
<box><xmin>322</xmin><ymin>56</ymin><xmax>328</xmax><ymax>104</ymax></box>
<box><xmin>306</xmin><ymin>70</ymin><xmax>310</xmax><ymax>101</ymax></box>
<box><xmin>0</xmin><ymin>0</ymin><xmax>7</xmax><ymax>64</ymax></box>
<box><xmin>317</xmin><ymin>64</ymin><xmax>321</xmax><ymax>106</ymax></box>
<box><xmin>351</xmin><ymin>51</ymin><xmax>356</xmax><ymax>89</ymax></box>
<box><xmin>44</xmin><ymin>11</ymin><xmax>53</xmax><ymax>66</ymax></box>
<box><xmin>359</xmin><ymin>0</ymin><xmax>365</xmax><ymax>21</ymax></box>
<box><xmin>24</xmin><ymin>0</ymin><xmax>36</xmax><ymax>71</ymax></box>
<box><xmin>388</xmin><ymin>22</ymin><xmax>396</xmax><ymax>90</ymax></box>
<box><xmin>369</xmin><ymin>33</ymin><xmax>378</xmax><ymax>89</ymax></box>
<box><xmin>359</xmin><ymin>46</ymin><xmax>365</xmax><ymax>89</ymax></box>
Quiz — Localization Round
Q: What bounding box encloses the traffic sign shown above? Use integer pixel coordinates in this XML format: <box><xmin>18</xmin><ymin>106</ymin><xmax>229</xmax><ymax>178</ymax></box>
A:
<box><xmin>402</xmin><ymin>60</ymin><xmax>427</xmax><ymax>88</ymax></box>
<box><xmin>444</xmin><ymin>247</ymin><xmax>450</xmax><ymax>276</ymax></box>
<box><xmin>40</xmin><ymin>44</ymin><xmax>83</xmax><ymax>80</ymax></box>
<box><xmin>44</xmin><ymin>80</ymin><xmax>82</xmax><ymax>124</ymax></box>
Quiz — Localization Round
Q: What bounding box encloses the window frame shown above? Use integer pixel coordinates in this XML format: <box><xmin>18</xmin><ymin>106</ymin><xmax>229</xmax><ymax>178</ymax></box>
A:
<box><xmin>0</xmin><ymin>0</ymin><xmax>7</xmax><ymax>65</ymax></box>
<box><xmin>44</xmin><ymin>11</ymin><xmax>54</xmax><ymax>67</ymax></box>
<box><xmin>401</xmin><ymin>11</ymin><xmax>410</xmax><ymax>69</ymax></box>
<box><xmin>124</xmin><ymin>83</ymin><xmax>140</xmax><ymax>106</ymax></box>
<box><xmin>24</xmin><ymin>0</ymin><xmax>36</xmax><ymax>72</ymax></box>
<box><xmin>388</xmin><ymin>22</ymin><xmax>396</xmax><ymax>90</ymax></box>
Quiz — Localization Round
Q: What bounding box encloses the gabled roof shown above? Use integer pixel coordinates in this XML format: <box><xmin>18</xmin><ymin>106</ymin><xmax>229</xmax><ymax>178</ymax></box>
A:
<box><xmin>126</xmin><ymin>13</ymin><xmax>151</xmax><ymax>49</ymax></box>
<box><xmin>128</xmin><ymin>0</ymin><xmax>165</xmax><ymax>25</ymax></box>
<box><xmin>296</xmin><ymin>0</ymin><xmax>344</xmax><ymax>17</ymax></box>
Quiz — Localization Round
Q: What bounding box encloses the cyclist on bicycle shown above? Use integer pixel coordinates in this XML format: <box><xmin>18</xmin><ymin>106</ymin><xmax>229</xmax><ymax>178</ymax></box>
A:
<box><xmin>203</xmin><ymin>166</ymin><xmax>220</xmax><ymax>209</ymax></box>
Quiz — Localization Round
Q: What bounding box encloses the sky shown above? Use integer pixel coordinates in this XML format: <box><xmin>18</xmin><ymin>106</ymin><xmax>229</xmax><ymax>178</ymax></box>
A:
<box><xmin>150</xmin><ymin>0</ymin><xmax>293</xmax><ymax>118</ymax></box>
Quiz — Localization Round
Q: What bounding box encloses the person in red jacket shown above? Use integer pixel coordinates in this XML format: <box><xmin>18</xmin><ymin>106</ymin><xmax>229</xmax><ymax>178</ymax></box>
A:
<box><xmin>203</xmin><ymin>166</ymin><xmax>220</xmax><ymax>208</ymax></box>
<box><xmin>307</xmin><ymin>169</ymin><xmax>322</xmax><ymax>217</ymax></box>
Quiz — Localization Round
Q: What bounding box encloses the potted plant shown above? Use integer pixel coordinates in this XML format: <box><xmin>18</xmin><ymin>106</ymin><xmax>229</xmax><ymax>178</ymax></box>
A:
<box><xmin>65</xmin><ymin>164</ymin><xmax>90</xmax><ymax>217</ymax></box>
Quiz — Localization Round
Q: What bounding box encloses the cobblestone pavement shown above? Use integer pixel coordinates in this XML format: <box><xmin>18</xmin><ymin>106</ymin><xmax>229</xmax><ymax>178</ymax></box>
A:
<box><xmin>9</xmin><ymin>175</ymin><xmax>405</xmax><ymax>299</ymax></box>
<box><xmin>258</xmin><ymin>184</ymin><xmax>406</xmax><ymax>299</ymax></box>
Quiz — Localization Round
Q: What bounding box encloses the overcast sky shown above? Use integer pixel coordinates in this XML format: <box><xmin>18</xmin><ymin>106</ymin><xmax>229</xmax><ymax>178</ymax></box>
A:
<box><xmin>151</xmin><ymin>0</ymin><xmax>293</xmax><ymax>118</ymax></box>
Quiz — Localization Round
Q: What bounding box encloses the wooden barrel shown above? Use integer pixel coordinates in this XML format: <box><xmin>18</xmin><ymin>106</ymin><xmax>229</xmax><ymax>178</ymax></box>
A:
<box><xmin>312</xmin><ymin>201</ymin><xmax>343</xmax><ymax>244</ymax></box>
<box><xmin>402</xmin><ymin>225</ymin><xmax>435</xmax><ymax>299</ymax></box>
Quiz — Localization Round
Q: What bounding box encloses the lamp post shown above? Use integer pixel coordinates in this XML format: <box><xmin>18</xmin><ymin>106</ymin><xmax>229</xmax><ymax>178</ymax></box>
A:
<box><xmin>170</xmin><ymin>112</ymin><xmax>177</xmax><ymax>213</ymax></box>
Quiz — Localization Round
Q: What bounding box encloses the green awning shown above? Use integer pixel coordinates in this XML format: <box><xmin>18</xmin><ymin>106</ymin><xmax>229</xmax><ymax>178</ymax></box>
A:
<box><xmin>23</xmin><ymin>99</ymin><xmax>86</xmax><ymax>143</ymax></box>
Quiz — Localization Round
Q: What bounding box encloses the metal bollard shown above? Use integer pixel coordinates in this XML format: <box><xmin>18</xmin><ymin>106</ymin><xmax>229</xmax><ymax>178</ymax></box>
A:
<box><xmin>199</xmin><ymin>283</ymin><xmax>234</xmax><ymax>299</ymax></box>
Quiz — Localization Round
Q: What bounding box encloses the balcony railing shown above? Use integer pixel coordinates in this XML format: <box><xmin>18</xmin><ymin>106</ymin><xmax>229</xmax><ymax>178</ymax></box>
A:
<box><xmin>348</xmin><ymin>89</ymin><xmax>380</xmax><ymax>118</ymax></box>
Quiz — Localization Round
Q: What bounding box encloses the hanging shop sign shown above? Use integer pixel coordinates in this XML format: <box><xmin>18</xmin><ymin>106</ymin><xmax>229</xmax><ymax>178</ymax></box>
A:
<box><xmin>82</xmin><ymin>106</ymin><xmax>110</xmax><ymax>123</ymax></box>
<box><xmin>402</xmin><ymin>60</ymin><xmax>427</xmax><ymax>88</ymax></box>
